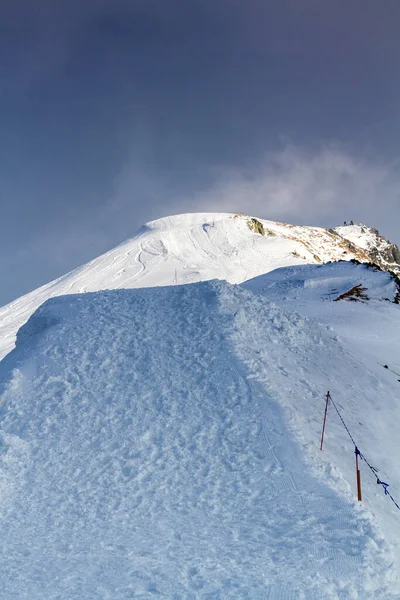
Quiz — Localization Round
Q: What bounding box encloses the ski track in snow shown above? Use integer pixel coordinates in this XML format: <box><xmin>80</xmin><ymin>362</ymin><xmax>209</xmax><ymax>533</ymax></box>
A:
<box><xmin>0</xmin><ymin>281</ymin><xmax>396</xmax><ymax>599</ymax></box>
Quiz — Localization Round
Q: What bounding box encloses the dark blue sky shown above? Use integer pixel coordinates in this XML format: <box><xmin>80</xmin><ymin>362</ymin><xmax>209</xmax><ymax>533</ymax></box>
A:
<box><xmin>1</xmin><ymin>0</ymin><xmax>400</xmax><ymax>305</ymax></box>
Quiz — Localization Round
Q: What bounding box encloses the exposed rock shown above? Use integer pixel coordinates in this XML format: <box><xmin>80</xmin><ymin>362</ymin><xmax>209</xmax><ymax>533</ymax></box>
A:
<box><xmin>334</xmin><ymin>284</ymin><xmax>369</xmax><ymax>303</ymax></box>
<box><xmin>247</xmin><ymin>218</ymin><xmax>265</xmax><ymax>236</ymax></box>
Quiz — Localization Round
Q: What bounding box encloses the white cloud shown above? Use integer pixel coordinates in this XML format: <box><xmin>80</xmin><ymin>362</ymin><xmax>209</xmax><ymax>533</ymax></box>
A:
<box><xmin>99</xmin><ymin>143</ymin><xmax>400</xmax><ymax>245</ymax></box>
<box><xmin>189</xmin><ymin>145</ymin><xmax>397</xmax><ymax>227</ymax></box>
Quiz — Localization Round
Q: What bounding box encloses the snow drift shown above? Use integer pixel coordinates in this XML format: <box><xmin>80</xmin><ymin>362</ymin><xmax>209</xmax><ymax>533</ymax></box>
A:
<box><xmin>0</xmin><ymin>275</ymin><xmax>399</xmax><ymax>598</ymax></box>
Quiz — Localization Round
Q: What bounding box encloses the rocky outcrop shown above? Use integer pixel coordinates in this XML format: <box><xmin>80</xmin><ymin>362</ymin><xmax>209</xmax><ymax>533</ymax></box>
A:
<box><xmin>247</xmin><ymin>218</ymin><xmax>265</xmax><ymax>236</ymax></box>
<box><xmin>333</xmin><ymin>224</ymin><xmax>400</xmax><ymax>276</ymax></box>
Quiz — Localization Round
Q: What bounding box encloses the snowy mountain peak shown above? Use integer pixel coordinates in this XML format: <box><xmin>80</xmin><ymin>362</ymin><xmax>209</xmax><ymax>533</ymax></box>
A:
<box><xmin>0</xmin><ymin>212</ymin><xmax>397</xmax><ymax>361</ymax></box>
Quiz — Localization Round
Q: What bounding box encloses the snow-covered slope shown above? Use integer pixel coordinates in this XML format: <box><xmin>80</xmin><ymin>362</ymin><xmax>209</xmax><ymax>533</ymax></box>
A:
<box><xmin>0</xmin><ymin>278</ymin><xmax>399</xmax><ymax>598</ymax></box>
<box><xmin>1</xmin><ymin>211</ymin><xmax>400</xmax><ymax>597</ymax></box>
<box><xmin>334</xmin><ymin>223</ymin><xmax>400</xmax><ymax>275</ymax></box>
<box><xmin>244</xmin><ymin>262</ymin><xmax>400</xmax><ymax>585</ymax></box>
<box><xmin>244</xmin><ymin>260</ymin><xmax>400</xmax><ymax>304</ymax></box>
<box><xmin>0</xmin><ymin>213</ymin><xmax>374</xmax><ymax>361</ymax></box>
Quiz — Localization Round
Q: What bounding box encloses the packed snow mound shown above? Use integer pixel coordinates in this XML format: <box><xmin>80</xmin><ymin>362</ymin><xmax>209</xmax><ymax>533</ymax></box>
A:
<box><xmin>334</xmin><ymin>223</ymin><xmax>400</xmax><ymax>276</ymax></box>
<box><xmin>0</xmin><ymin>281</ymin><xmax>398</xmax><ymax>598</ymax></box>
<box><xmin>244</xmin><ymin>260</ymin><xmax>400</xmax><ymax>304</ymax></box>
<box><xmin>0</xmin><ymin>213</ymin><xmax>373</xmax><ymax>361</ymax></box>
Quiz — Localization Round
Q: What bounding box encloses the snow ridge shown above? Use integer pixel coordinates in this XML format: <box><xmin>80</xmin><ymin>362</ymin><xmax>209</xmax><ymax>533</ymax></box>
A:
<box><xmin>0</xmin><ymin>282</ymin><xmax>397</xmax><ymax>598</ymax></box>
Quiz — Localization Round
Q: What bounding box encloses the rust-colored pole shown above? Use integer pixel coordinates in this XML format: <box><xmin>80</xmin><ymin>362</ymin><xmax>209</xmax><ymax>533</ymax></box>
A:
<box><xmin>355</xmin><ymin>447</ymin><xmax>362</xmax><ymax>501</ymax></box>
<box><xmin>320</xmin><ymin>392</ymin><xmax>330</xmax><ymax>451</ymax></box>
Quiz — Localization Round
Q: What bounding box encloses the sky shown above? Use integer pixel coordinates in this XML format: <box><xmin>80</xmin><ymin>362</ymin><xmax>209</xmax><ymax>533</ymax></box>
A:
<box><xmin>1</xmin><ymin>0</ymin><xmax>400</xmax><ymax>305</ymax></box>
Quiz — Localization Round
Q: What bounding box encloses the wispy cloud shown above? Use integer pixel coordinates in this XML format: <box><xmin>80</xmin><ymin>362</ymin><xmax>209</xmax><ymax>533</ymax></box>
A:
<box><xmin>186</xmin><ymin>145</ymin><xmax>399</xmax><ymax>229</ymax></box>
<box><xmin>93</xmin><ymin>142</ymin><xmax>400</xmax><ymax>248</ymax></box>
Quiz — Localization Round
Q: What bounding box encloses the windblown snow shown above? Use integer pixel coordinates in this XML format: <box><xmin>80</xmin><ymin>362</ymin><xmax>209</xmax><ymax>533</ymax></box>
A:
<box><xmin>1</xmin><ymin>213</ymin><xmax>400</xmax><ymax>598</ymax></box>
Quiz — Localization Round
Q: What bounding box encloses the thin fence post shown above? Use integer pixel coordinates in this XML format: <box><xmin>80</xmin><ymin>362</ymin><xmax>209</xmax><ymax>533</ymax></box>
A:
<box><xmin>320</xmin><ymin>391</ymin><xmax>330</xmax><ymax>450</ymax></box>
<box><xmin>355</xmin><ymin>447</ymin><xmax>362</xmax><ymax>501</ymax></box>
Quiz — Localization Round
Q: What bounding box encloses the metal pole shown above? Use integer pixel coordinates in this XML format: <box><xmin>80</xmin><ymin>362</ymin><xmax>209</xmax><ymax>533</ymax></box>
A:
<box><xmin>320</xmin><ymin>392</ymin><xmax>330</xmax><ymax>451</ymax></box>
<box><xmin>355</xmin><ymin>447</ymin><xmax>362</xmax><ymax>501</ymax></box>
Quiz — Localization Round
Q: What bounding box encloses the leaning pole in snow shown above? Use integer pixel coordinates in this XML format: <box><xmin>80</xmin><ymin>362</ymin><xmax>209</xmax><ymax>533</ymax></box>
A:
<box><xmin>320</xmin><ymin>391</ymin><xmax>330</xmax><ymax>451</ymax></box>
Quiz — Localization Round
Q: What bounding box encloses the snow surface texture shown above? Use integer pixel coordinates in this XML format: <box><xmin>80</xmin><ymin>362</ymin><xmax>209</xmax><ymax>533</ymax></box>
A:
<box><xmin>244</xmin><ymin>262</ymin><xmax>400</xmax><ymax>586</ymax></box>
<box><xmin>0</xmin><ymin>213</ymin><xmax>370</xmax><ymax>361</ymax></box>
<box><xmin>244</xmin><ymin>260</ymin><xmax>399</xmax><ymax>305</ymax></box>
<box><xmin>0</xmin><ymin>280</ymin><xmax>398</xmax><ymax>599</ymax></box>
